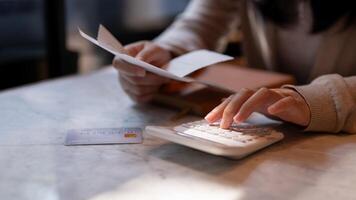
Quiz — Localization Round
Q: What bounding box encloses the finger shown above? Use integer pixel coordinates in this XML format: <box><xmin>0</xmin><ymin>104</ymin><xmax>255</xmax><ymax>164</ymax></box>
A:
<box><xmin>204</xmin><ymin>95</ymin><xmax>233</xmax><ymax>123</ymax></box>
<box><xmin>119</xmin><ymin>75</ymin><xmax>156</xmax><ymax>103</ymax></box>
<box><xmin>120</xmin><ymin>75</ymin><xmax>160</xmax><ymax>96</ymax></box>
<box><xmin>124</xmin><ymin>41</ymin><xmax>146</xmax><ymax>57</ymax></box>
<box><xmin>220</xmin><ymin>89</ymin><xmax>255</xmax><ymax>129</ymax></box>
<box><xmin>268</xmin><ymin>96</ymin><xmax>295</xmax><ymax>114</ymax></box>
<box><xmin>234</xmin><ymin>88</ymin><xmax>283</xmax><ymax>123</ymax></box>
<box><xmin>126</xmin><ymin>42</ymin><xmax>168</xmax><ymax>66</ymax></box>
<box><xmin>113</xmin><ymin>58</ymin><xmax>146</xmax><ymax>77</ymax></box>
<box><xmin>127</xmin><ymin>92</ymin><xmax>154</xmax><ymax>103</ymax></box>
<box><xmin>121</xmin><ymin>72</ymin><xmax>169</xmax><ymax>86</ymax></box>
<box><xmin>268</xmin><ymin>96</ymin><xmax>309</xmax><ymax>126</ymax></box>
<box><xmin>135</xmin><ymin>45</ymin><xmax>160</xmax><ymax>63</ymax></box>
<box><xmin>129</xmin><ymin>85</ymin><xmax>160</xmax><ymax>96</ymax></box>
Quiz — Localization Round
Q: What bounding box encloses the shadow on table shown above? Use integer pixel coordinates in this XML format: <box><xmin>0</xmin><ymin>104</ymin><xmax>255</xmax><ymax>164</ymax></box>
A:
<box><xmin>146</xmin><ymin>124</ymin><xmax>316</xmax><ymax>174</ymax></box>
<box><xmin>146</xmin><ymin>124</ymin><xmax>355</xmax><ymax>199</ymax></box>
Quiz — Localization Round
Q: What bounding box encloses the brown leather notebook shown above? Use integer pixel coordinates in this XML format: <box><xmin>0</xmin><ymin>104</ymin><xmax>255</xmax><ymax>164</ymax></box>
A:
<box><xmin>152</xmin><ymin>60</ymin><xmax>295</xmax><ymax>116</ymax></box>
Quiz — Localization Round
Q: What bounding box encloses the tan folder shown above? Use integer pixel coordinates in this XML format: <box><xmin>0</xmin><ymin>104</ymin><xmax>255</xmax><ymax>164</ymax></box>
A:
<box><xmin>153</xmin><ymin>60</ymin><xmax>295</xmax><ymax>116</ymax></box>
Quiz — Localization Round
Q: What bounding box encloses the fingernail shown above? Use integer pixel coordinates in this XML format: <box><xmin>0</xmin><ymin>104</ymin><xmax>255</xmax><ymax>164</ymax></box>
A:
<box><xmin>234</xmin><ymin>113</ymin><xmax>242</xmax><ymax>123</ymax></box>
<box><xmin>204</xmin><ymin>115</ymin><xmax>211</xmax><ymax>122</ymax></box>
<box><xmin>220</xmin><ymin>118</ymin><xmax>225</xmax><ymax>128</ymax></box>
<box><xmin>220</xmin><ymin>118</ymin><xmax>229</xmax><ymax>129</ymax></box>
<box><xmin>205</xmin><ymin>117</ymin><xmax>214</xmax><ymax>124</ymax></box>
<box><xmin>205</xmin><ymin>112</ymin><xmax>214</xmax><ymax>121</ymax></box>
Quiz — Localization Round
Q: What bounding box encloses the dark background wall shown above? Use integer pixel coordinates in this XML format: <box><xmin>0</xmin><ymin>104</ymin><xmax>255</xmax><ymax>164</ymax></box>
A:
<box><xmin>0</xmin><ymin>0</ymin><xmax>189</xmax><ymax>90</ymax></box>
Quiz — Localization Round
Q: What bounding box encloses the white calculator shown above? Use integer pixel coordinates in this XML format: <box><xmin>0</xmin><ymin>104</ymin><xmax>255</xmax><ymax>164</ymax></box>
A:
<box><xmin>145</xmin><ymin>119</ymin><xmax>284</xmax><ymax>159</ymax></box>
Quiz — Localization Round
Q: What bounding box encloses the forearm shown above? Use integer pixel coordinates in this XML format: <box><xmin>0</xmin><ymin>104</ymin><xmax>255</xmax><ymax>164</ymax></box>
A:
<box><xmin>154</xmin><ymin>0</ymin><xmax>240</xmax><ymax>56</ymax></box>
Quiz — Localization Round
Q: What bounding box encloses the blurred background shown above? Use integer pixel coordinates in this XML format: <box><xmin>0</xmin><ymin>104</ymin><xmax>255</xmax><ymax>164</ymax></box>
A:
<box><xmin>0</xmin><ymin>0</ymin><xmax>190</xmax><ymax>90</ymax></box>
<box><xmin>0</xmin><ymin>0</ymin><xmax>241</xmax><ymax>91</ymax></box>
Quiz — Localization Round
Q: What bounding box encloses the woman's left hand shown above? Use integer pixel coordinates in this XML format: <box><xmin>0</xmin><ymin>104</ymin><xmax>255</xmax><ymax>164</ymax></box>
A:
<box><xmin>205</xmin><ymin>88</ymin><xmax>311</xmax><ymax>129</ymax></box>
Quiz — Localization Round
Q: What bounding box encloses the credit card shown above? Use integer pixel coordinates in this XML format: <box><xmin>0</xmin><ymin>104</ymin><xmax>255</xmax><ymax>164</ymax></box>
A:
<box><xmin>64</xmin><ymin>128</ymin><xmax>143</xmax><ymax>146</ymax></box>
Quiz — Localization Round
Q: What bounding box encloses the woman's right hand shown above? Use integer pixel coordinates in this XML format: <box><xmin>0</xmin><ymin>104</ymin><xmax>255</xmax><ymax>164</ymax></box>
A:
<box><xmin>113</xmin><ymin>41</ymin><xmax>173</xmax><ymax>103</ymax></box>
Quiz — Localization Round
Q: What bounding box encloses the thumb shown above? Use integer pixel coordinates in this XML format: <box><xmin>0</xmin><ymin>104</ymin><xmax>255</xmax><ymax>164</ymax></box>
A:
<box><xmin>268</xmin><ymin>96</ymin><xmax>294</xmax><ymax>114</ymax></box>
<box><xmin>135</xmin><ymin>45</ymin><xmax>159</xmax><ymax>63</ymax></box>
<box><xmin>124</xmin><ymin>42</ymin><xmax>146</xmax><ymax>57</ymax></box>
<box><xmin>268</xmin><ymin>97</ymin><xmax>309</xmax><ymax>126</ymax></box>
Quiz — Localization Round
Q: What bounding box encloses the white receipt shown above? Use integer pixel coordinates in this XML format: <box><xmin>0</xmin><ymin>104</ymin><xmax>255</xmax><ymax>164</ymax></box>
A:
<box><xmin>79</xmin><ymin>25</ymin><xmax>233</xmax><ymax>83</ymax></box>
<box><xmin>165</xmin><ymin>50</ymin><xmax>233</xmax><ymax>77</ymax></box>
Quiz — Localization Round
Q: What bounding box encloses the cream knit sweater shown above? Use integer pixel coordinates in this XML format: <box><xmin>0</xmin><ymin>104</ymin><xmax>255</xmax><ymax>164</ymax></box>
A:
<box><xmin>155</xmin><ymin>0</ymin><xmax>356</xmax><ymax>133</ymax></box>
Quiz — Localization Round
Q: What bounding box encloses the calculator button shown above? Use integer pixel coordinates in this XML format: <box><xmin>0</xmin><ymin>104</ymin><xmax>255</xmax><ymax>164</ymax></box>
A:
<box><xmin>173</xmin><ymin>120</ymin><xmax>279</xmax><ymax>147</ymax></box>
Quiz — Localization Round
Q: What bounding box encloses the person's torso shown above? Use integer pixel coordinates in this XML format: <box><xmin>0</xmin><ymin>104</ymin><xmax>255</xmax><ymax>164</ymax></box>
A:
<box><xmin>274</xmin><ymin>1</ymin><xmax>322</xmax><ymax>84</ymax></box>
<box><xmin>240</xmin><ymin>0</ymin><xmax>356</xmax><ymax>84</ymax></box>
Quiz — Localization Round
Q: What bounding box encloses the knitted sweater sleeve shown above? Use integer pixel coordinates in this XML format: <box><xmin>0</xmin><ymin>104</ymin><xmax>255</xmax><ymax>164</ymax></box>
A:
<box><xmin>154</xmin><ymin>0</ymin><xmax>240</xmax><ymax>56</ymax></box>
<box><xmin>284</xmin><ymin>74</ymin><xmax>356</xmax><ymax>133</ymax></box>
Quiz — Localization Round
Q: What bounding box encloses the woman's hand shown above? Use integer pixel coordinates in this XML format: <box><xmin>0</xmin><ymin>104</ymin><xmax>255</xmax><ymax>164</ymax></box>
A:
<box><xmin>205</xmin><ymin>88</ymin><xmax>311</xmax><ymax>128</ymax></box>
<box><xmin>113</xmin><ymin>41</ymin><xmax>172</xmax><ymax>103</ymax></box>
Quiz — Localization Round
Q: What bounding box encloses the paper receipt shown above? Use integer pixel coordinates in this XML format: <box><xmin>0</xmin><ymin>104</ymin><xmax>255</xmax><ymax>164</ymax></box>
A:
<box><xmin>78</xmin><ymin>25</ymin><xmax>233</xmax><ymax>83</ymax></box>
<box><xmin>65</xmin><ymin>128</ymin><xmax>143</xmax><ymax>146</ymax></box>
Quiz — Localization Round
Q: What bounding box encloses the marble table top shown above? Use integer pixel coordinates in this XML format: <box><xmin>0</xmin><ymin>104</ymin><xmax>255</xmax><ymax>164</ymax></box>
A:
<box><xmin>1</xmin><ymin>67</ymin><xmax>356</xmax><ymax>200</ymax></box>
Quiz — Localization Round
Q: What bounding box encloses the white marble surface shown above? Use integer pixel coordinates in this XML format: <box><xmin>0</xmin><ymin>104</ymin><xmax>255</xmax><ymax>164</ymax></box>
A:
<box><xmin>1</xmin><ymin>67</ymin><xmax>356</xmax><ymax>200</ymax></box>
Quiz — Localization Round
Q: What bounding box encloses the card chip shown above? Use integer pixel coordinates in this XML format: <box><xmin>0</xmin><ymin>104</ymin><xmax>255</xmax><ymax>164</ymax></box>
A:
<box><xmin>124</xmin><ymin>133</ymin><xmax>137</xmax><ymax>138</ymax></box>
